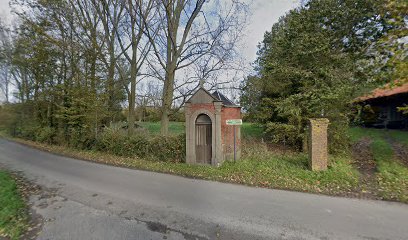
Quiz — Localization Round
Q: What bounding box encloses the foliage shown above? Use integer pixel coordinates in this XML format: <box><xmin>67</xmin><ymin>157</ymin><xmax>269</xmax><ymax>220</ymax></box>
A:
<box><xmin>95</xmin><ymin>126</ymin><xmax>185</xmax><ymax>163</ymax></box>
<box><xmin>241</xmin><ymin>122</ymin><xmax>264</xmax><ymax>139</ymax></box>
<box><xmin>0</xmin><ymin>171</ymin><xmax>28</xmax><ymax>240</ymax></box>
<box><xmin>373</xmin><ymin>0</ymin><xmax>408</xmax><ymax>83</ymax></box>
<box><xmin>265</xmin><ymin>122</ymin><xmax>300</xmax><ymax>147</ymax></box>
<box><xmin>35</xmin><ymin>126</ymin><xmax>55</xmax><ymax>144</ymax></box>
<box><xmin>398</xmin><ymin>105</ymin><xmax>408</xmax><ymax>115</ymax></box>
<box><xmin>241</xmin><ymin>0</ymin><xmax>401</xmax><ymax>151</ymax></box>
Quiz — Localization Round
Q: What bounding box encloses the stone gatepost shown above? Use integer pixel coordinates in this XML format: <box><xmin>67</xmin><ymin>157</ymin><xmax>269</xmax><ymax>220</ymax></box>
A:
<box><xmin>308</xmin><ymin>118</ymin><xmax>329</xmax><ymax>171</ymax></box>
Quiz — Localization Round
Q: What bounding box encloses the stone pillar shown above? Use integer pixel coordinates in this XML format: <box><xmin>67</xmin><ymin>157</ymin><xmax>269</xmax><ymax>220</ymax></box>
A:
<box><xmin>308</xmin><ymin>118</ymin><xmax>329</xmax><ymax>171</ymax></box>
<box><xmin>184</xmin><ymin>103</ymin><xmax>193</xmax><ymax>164</ymax></box>
<box><xmin>236</xmin><ymin>125</ymin><xmax>241</xmax><ymax>161</ymax></box>
<box><xmin>214</xmin><ymin>102</ymin><xmax>223</xmax><ymax>166</ymax></box>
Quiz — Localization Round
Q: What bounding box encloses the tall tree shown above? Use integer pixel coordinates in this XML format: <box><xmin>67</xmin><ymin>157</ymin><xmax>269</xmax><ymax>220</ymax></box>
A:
<box><xmin>143</xmin><ymin>0</ymin><xmax>248</xmax><ymax>135</ymax></box>
<box><xmin>0</xmin><ymin>17</ymin><xmax>12</xmax><ymax>103</ymax></box>
<box><xmin>116</xmin><ymin>0</ymin><xmax>156</xmax><ymax>135</ymax></box>
<box><xmin>92</xmin><ymin>0</ymin><xmax>126</xmax><ymax>122</ymax></box>
<box><xmin>241</xmin><ymin>0</ymin><xmax>391</xmax><ymax>150</ymax></box>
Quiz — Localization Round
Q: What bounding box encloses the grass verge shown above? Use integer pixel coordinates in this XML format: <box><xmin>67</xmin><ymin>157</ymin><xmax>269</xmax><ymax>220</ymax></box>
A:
<box><xmin>0</xmin><ymin>170</ymin><xmax>29</xmax><ymax>240</ymax></box>
<box><xmin>349</xmin><ymin>127</ymin><xmax>408</xmax><ymax>203</ymax></box>
<box><xmin>371</xmin><ymin>135</ymin><xmax>408</xmax><ymax>203</ymax></box>
<box><xmin>1</xmin><ymin>134</ymin><xmax>360</xmax><ymax>198</ymax></box>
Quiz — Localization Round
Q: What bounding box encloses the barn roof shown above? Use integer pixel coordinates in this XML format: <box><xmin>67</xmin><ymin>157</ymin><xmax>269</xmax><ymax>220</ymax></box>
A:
<box><xmin>356</xmin><ymin>81</ymin><xmax>408</xmax><ymax>102</ymax></box>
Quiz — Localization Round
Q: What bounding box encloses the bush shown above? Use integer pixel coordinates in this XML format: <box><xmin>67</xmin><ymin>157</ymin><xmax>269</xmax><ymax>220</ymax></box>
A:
<box><xmin>17</xmin><ymin>123</ymin><xmax>40</xmax><ymax>141</ymax></box>
<box><xmin>36</xmin><ymin>127</ymin><xmax>55</xmax><ymax>144</ymax></box>
<box><xmin>95</xmin><ymin>127</ymin><xmax>185</xmax><ymax>162</ymax></box>
<box><xmin>265</xmin><ymin>122</ymin><xmax>301</xmax><ymax>147</ymax></box>
<box><xmin>328</xmin><ymin>115</ymin><xmax>350</xmax><ymax>154</ymax></box>
<box><xmin>264</xmin><ymin>115</ymin><xmax>350</xmax><ymax>154</ymax></box>
<box><xmin>148</xmin><ymin>134</ymin><xmax>185</xmax><ymax>162</ymax></box>
<box><xmin>68</xmin><ymin>128</ymin><xmax>97</xmax><ymax>150</ymax></box>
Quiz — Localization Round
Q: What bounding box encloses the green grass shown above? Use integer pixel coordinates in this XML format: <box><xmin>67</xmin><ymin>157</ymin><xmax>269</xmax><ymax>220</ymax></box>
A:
<box><xmin>138</xmin><ymin>121</ymin><xmax>264</xmax><ymax>139</ymax></box>
<box><xmin>348</xmin><ymin>127</ymin><xmax>385</xmax><ymax>143</ymax></box>
<box><xmin>241</xmin><ymin>122</ymin><xmax>264</xmax><ymax>139</ymax></box>
<box><xmin>349</xmin><ymin>127</ymin><xmax>408</xmax><ymax>203</ymax></box>
<box><xmin>6</xmin><ymin>136</ymin><xmax>359</xmax><ymax>197</ymax></box>
<box><xmin>214</xmin><ymin>152</ymin><xmax>359</xmax><ymax>195</ymax></box>
<box><xmin>3</xmin><ymin>126</ymin><xmax>405</xmax><ymax>202</ymax></box>
<box><xmin>0</xmin><ymin>171</ymin><xmax>28</xmax><ymax>240</ymax></box>
<box><xmin>370</xmin><ymin>133</ymin><xmax>408</xmax><ymax>203</ymax></box>
<box><xmin>388</xmin><ymin>129</ymin><xmax>408</xmax><ymax>146</ymax></box>
<box><xmin>138</xmin><ymin>122</ymin><xmax>185</xmax><ymax>135</ymax></box>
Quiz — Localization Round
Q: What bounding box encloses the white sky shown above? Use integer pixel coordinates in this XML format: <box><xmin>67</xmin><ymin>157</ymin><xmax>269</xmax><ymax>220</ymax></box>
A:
<box><xmin>0</xmin><ymin>0</ymin><xmax>9</xmax><ymax>19</ymax></box>
<box><xmin>243</xmin><ymin>0</ymin><xmax>298</xmax><ymax>62</ymax></box>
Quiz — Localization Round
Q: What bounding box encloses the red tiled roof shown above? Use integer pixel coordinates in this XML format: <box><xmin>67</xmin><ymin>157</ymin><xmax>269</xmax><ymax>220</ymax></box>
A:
<box><xmin>357</xmin><ymin>81</ymin><xmax>408</xmax><ymax>102</ymax></box>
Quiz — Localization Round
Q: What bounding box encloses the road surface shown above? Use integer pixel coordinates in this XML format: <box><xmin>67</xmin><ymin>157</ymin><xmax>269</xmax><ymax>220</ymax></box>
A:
<box><xmin>0</xmin><ymin>138</ymin><xmax>407</xmax><ymax>240</ymax></box>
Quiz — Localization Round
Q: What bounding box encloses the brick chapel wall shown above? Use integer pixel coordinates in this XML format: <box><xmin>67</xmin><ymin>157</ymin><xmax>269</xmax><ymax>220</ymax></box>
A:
<box><xmin>190</xmin><ymin>103</ymin><xmax>215</xmax><ymax>115</ymax></box>
<box><xmin>221</xmin><ymin>107</ymin><xmax>241</xmax><ymax>161</ymax></box>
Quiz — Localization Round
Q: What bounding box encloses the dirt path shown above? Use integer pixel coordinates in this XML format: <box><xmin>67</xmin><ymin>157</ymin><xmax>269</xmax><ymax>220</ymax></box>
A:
<box><xmin>386</xmin><ymin>136</ymin><xmax>408</xmax><ymax>167</ymax></box>
<box><xmin>351</xmin><ymin>137</ymin><xmax>380</xmax><ymax>199</ymax></box>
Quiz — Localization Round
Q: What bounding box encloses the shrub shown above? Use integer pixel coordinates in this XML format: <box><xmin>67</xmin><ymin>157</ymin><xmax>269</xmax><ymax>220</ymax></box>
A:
<box><xmin>148</xmin><ymin>134</ymin><xmax>185</xmax><ymax>162</ymax></box>
<box><xmin>95</xmin><ymin>128</ymin><xmax>185</xmax><ymax>162</ymax></box>
<box><xmin>36</xmin><ymin>127</ymin><xmax>55</xmax><ymax>144</ymax></box>
<box><xmin>68</xmin><ymin>128</ymin><xmax>96</xmax><ymax>150</ymax></box>
<box><xmin>265</xmin><ymin>122</ymin><xmax>302</xmax><ymax>148</ymax></box>
<box><xmin>18</xmin><ymin>123</ymin><xmax>40</xmax><ymax>141</ymax></box>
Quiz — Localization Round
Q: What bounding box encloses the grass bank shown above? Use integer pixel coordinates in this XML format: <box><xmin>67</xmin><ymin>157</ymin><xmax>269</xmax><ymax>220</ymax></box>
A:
<box><xmin>2</xmin><ymin>125</ymin><xmax>406</xmax><ymax>203</ymax></box>
<box><xmin>1</xmin><ymin>133</ymin><xmax>359</xmax><ymax>198</ymax></box>
<box><xmin>0</xmin><ymin>170</ymin><xmax>29</xmax><ymax>240</ymax></box>
<box><xmin>349</xmin><ymin>128</ymin><xmax>408</xmax><ymax>203</ymax></box>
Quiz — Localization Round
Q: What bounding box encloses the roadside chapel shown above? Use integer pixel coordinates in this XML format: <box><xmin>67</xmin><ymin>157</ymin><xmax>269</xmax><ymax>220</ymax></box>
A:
<box><xmin>185</xmin><ymin>88</ymin><xmax>241</xmax><ymax>166</ymax></box>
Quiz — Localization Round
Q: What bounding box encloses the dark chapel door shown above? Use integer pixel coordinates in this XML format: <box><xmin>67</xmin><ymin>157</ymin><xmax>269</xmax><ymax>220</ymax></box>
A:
<box><xmin>195</xmin><ymin>114</ymin><xmax>212</xmax><ymax>164</ymax></box>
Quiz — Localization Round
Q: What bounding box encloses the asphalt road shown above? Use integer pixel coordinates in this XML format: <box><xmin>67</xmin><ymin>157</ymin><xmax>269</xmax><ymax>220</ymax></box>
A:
<box><xmin>0</xmin><ymin>138</ymin><xmax>407</xmax><ymax>240</ymax></box>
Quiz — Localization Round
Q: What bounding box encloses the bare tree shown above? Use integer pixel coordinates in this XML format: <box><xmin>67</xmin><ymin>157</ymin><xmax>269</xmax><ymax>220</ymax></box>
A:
<box><xmin>0</xmin><ymin>17</ymin><xmax>12</xmax><ymax>103</ymax></box>
<box><xmin>91</xmin><ymin>0</ymin><xmax>126</xmax><ymax>120</ymax></box>
<box><xmin>143</xmin><ymin>0</ymin><xmax>248</xmax><ymax>135</ymax></box>
<box><xmin>115</xmin><ymin>0</ymin><xmax>157</xmax><ymax>135</ymax></box>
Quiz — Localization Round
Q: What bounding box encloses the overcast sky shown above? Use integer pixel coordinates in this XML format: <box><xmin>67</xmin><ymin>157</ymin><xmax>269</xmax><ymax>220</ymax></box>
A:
<box><xmin>242</xmin><ymin>0</ymin><xmax>298</xmax><ymax>62</ymax></box>
<box><xmin>0</xmin><ymin>0</ymin><xmax>298</xmax><ymax>63</ymax></box>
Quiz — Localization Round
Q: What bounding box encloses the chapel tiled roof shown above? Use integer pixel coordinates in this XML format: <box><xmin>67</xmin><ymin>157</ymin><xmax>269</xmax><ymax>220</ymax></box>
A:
<box><xmin>212</xmin><ymin>91</ymin><xmax>237</xmax><ymax>106</ymax></box>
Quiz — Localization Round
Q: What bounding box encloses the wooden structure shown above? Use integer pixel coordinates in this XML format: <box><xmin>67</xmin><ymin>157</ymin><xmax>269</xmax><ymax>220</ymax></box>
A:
<box><xmin>356</xmin><ymin>81</ymin><xmax>408</xmax><ymax>129</ymax></box>
<box><xmin>185</xmin><ymin>88</ymin><xmax>241</xmax><ymax>166</ymax></box>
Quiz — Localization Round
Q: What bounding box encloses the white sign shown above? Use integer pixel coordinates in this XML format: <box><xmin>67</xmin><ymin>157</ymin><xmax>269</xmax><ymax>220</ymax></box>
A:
<box><xmin>226</xmin><ymin>119</ymin><xmax>242</xmax><ymax>125</ymax></box>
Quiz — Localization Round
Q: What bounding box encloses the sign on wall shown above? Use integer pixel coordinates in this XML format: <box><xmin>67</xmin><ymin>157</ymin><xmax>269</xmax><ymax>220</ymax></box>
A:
<box><xmin>226</xmin><ymin>119</ymin><xmax>242</xmax><ymax>125</ymax></box>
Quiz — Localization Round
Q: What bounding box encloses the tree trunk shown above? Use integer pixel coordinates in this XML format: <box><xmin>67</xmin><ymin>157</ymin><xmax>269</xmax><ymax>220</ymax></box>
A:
<box><xmin>160</xmin><ymin>66</ymin><xmax>175</xmax><ymax>136</ymax></box>
<box><xmin>128</xmin><ymin>67</ymin><xmax>137</xmax><ymax>136</ymax></box>
<box><xmin>127</xmin><ymin>8</ymin><xmax>138</xmax><ymax>136</ymax></box>
<box><xmin>107</xmin><ymin>49</ymin><xmax>116</xmax><ymax>119</ymax></box>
